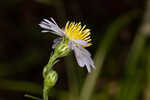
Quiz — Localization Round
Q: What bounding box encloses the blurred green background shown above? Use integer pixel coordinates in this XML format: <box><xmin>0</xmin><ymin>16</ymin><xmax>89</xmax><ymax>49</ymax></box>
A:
<box><xmin>0</xmin><ymin>0</ymin><xmax>150</xmax><ymax>100</ymax></box>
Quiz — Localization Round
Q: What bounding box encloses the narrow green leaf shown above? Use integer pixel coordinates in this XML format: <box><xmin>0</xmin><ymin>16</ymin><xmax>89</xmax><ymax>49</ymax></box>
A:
<box><xmin>79</xmin><ymin>11</ymin><xmax>138</xmax><ymax>100</ymax></box>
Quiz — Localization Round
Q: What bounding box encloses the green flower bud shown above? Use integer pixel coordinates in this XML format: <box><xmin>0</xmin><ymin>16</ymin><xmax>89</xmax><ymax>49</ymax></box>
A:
<box><xmin>44</xmin><ymin>70</ymin><xmax>58</xmax><ymax>89</ymax></box>
<box><xmin>54</xmin><ymin>38</ymin><xmax>71</xmax><ymax>58</ymax></box>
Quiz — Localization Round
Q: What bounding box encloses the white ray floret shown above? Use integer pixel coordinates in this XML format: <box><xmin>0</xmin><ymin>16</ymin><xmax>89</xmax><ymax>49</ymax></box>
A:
<box><xmin>39</xmin><ymin>18</ymin><xmax>64</xmax><ymax>36</ymax></box>
<box><xmin>73</xmin><ymin>45</ymin><xmax>95</xmax><ymax>72</ymax></box>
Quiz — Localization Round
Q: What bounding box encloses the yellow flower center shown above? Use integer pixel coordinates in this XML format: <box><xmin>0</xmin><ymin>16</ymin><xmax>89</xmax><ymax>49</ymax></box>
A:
<box><xmin>64</xmin><ymin>21</ymin><xmax>92</xmax><ymax>47</ymax></box>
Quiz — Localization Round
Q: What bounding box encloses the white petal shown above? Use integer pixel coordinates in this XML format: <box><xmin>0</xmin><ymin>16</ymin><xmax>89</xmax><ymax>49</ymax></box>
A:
<box><xmin>39</xmin><ymin>18</ymin><xmax>64</xmax><ymax>36</ymax></box>
<box><xmin>39</xmin><ymin>23</ymin><xmax>51</xmax><ymax>30</ymax></box>
<box><xmin>43</xmin><ymin>19</ymin><xmax>53</xmax><ymax>24</ymax></box>
<box><xmin>73</xmin><ymin>45</ymin><xmax>85</xmax><ymax>67</ymax></box>
<box><xmin>79</xmin><ymin>45</ymin><xmax>91</xmax><ymax>57</ymax></box>
<box><xmin>68</xmin><ymin>41</ymin><xmax>73</xmax><ymax>49</ymax></box>
<box><xmin>73</xmin><ymin>40</ymin><xmax>88</xmax><ymax>46</ymax></box>
<box><xmin>73</xmin><ymin>45</ymin><xmax>95</xmax><ymax>72</ymax></box>
<box><xmin>52</xmin><ymin>37</ymin><xmax>63</xmax><ymax>49</ymax></box>
<box><xmin>88</xmin><ymin>57</ymin><xmax>96</xmax><ymax>69</ymax></box>
<box><xmin>86</xmin><ymin>64</ymin><xmax>91</xmax><ymax>73</ymax></box>
<box><xmin>50</xmin><ymin>17</ymin><xmax>57</xmax><ymax>25</ymax></box>
<box><xmin>41</xmin><ymin>30</ymin><xmax>49</xmax><ymax>32</ymax></box>
<box><xmin>87</xmin><ymin>55</ymin><xmax>96</xmax><ymax>69</ymax></box>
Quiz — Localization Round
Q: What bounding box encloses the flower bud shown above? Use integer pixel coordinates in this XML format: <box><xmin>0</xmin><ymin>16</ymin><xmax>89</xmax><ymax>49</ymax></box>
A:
<box><xmin>44</xmin><ymin>70</ymin><xmax>58</xmax><ymax>89</ymax></box>
<box><xmin>54</xmin><ymin>38</ymin><xmax>71</xmax><ymax>58</ymax></box>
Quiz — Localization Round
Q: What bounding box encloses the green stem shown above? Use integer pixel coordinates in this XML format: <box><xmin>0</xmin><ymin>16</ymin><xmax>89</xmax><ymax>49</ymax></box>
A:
<box><xmin>42</xmin><ymin>38</ymin><xmax>70</xmax><ymax>100</ymax></box>
<box><xmin>43</xmin><ymin>87</ymin><xmax>49</xmax><ymax>100</ymax></box>
<box><xmin>43</xmin><ymin>53</ymin><xmax>58</xmax><ymax>78</ymax></box>
<box><xmin>43</xmin><ymin>52</ymin><xmax>59</xmax><ymax>100</ymax></box>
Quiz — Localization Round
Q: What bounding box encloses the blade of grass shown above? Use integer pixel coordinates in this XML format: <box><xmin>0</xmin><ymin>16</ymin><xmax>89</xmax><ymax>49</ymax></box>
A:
<box><xmin>116</xmin><ymin>32</ymin><xmax>147</xmax><ymax>100</ymax></box>
<box><xmin>65</xmin><ymin>55</ymin><xmax>80</xmax><ymax>100</ymax></box>
<box><xmin>144</xmin><ymin>47</ymin><xmax>150</xmax><ymax>100</ymax></box>
<box><xmin>116</xmin><ymin>0</ymin><xmax>150</xmax><ymax>99</ymax></box>
<box><xmin>24</xmin><ymin>94</ymin><xmax>42</xmax><ymax>100</ymax></box>
<box><xmin>79</xmin><ymin>11</ymin><xmax>138</xmax><ymax>100</ymax></box>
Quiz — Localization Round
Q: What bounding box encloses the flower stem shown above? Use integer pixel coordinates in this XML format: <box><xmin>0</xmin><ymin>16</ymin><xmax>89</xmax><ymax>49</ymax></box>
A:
<box><xmin>42</xmin><ymin>38</ymin><xmax>70</xmax><ymax>100</ymax></box>
<box><xmin>43</xmin><ymin>52</ymin><xmax>59</xmax><ymax>100</ymax></box>
<box><xmin>43</xmin><ymin>53</ymin><xmax>58</xmax><ymax>78</ymax></box>
<box><xmin>43</xmin><ymin>87</ymin><xmax>49</xmax><ymax>100</ymax></box>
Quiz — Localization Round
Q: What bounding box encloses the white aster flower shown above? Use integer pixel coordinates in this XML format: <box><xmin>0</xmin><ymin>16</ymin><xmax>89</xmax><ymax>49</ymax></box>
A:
<box><xmin>39</xmin><ymin>18</ymin><xmax>95</xmax><ymax>72</ymax></box>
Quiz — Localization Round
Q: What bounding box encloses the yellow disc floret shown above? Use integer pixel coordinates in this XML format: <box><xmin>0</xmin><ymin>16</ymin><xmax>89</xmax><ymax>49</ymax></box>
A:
<box><xmin>64</xmin><ymin>21</ymin><xmax>92</xmax><ymax>47</ymax></box>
